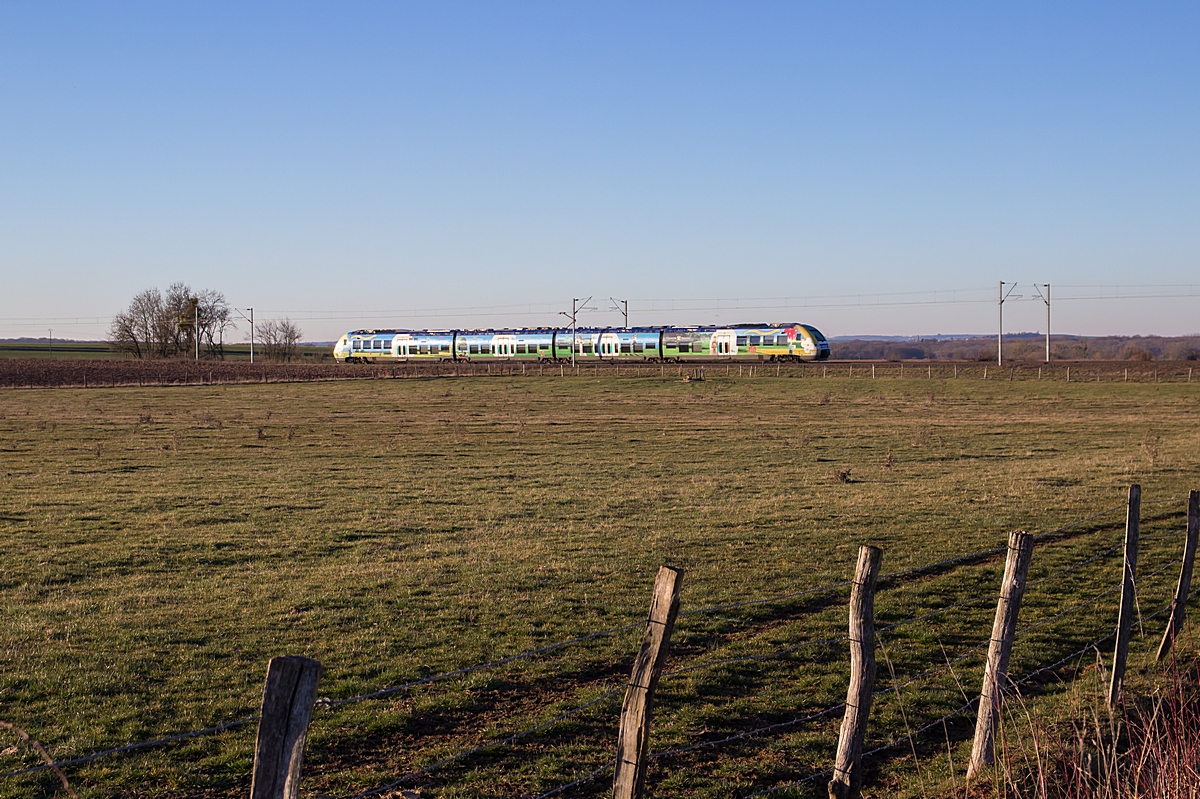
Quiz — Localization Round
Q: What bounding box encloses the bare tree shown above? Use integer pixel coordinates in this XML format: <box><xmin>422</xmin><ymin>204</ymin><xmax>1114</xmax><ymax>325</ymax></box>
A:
<box><xmin>161</xmin><ymin>282</ymin><xmax>194</xmax><ymax>357</ymax></box>
<box><xmin>259</xmin><ymin>318</ymin><xmax>303</xmax><ymax>362</ymax></box>
<box><xmin>197</xmin><ymin>289</ymin><xmax>234</xmax><ymax>359</ymax></box>
<box><xmin>109</xmin><ymin>288</ymin><xmax>164</xmax><ymax>358</ymax></box>
<box><xmin>109</xmin><ymin>284</ymin><xmax>237</xmax><ymax>359</ymax></box>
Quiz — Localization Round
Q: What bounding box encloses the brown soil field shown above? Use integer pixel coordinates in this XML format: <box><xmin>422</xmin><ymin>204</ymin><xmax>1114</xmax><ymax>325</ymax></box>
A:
<box><xmin>0</xmin><ymin>357</ymin><xmax>1195</xmax><ymax>389</ymax></box>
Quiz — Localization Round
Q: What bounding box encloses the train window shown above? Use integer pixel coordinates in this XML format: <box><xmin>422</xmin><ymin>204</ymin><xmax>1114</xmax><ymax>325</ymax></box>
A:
<box><xmin>678</xmin><ymin>343</ymin><xmax>691</xmax><ymax>353</ymax></box>
<box><xmin>633</xmin><ymin>342</ymin><xmax>643</xmax><ymax>353</ymax></box>
<box><xmin>469</xmin><ymin>344</ymin><xmax>479</xmax><ymax>354</ymax></box>
<box><xmin>582</xmin><ymin>343</ymin><xmax>593</xmax><ymax>354</ymax></box>
<box><xmin>645</xmin><ymin>343</ymin><xmax>656</xmax><ymax>350</ymax></box>
<box><xmin>352</xmin><ymin>340</ymin><xmax>361</xmax><ymax>350</ymax></box>
<box><xmin>749</xmin><ymin>336</ymin><xmax>761</xmax><ymax>346</ymax></box>
<box><xmin>620</xmin><ymin>343</ymin><xmax>631</xmax><ymax>354</ymax></box>
<box><xmin>481</xmin><ymin>345</ymin><xmax>491</xmax><ymax>354</ymax></box>
<box><xmin>441</xmin><ymin>344</ymin><xmax>450</xmax><ymax>352</ymax></box>
<box><xmin>737</xmin><ymin>336</ymin><xmax>747</xmax><ymax>346</ymax></box>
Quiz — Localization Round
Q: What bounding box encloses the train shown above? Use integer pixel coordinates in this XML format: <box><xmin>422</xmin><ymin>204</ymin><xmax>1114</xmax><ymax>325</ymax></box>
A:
<box><xmin>333</xmin><ymin>323</ymin><xmax>830</xmax><ymax>363</ymax></box>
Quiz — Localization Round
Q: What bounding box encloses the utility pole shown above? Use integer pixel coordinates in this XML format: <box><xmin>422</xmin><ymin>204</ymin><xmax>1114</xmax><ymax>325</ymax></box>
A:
<box><xmin>559</xmin><ymin>296</ymin><xmax>593</xmax><ymax>368</ymax></box>
<box><xmin>998</xmin><ymin>282</ymin><xmax>1018</xmax><ymax>366</ymax></box>
<box><xmin>609</xmin><ymin>298</ymin><xmax>629</xmax><ymax>328</ymax></box>
<box><xmin>48</xmin><ymin>329</ymin><xmax>52</xmax><ymax>357</ymax></box>
<box><xmin>235</xmin><ymin>308</ymin><xmax>255</xmax><ymax>362</ymax></box>
<box><xmin>1032</xmin><ymin>283</ymin><xmax>1050</xmax><ymax>363</ymax></box>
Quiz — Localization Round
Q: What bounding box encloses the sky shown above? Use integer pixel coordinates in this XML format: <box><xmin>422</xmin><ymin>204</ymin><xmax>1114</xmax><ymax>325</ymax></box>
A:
<box><xmin>2</xmin><ymin>2</ymin><xmax>1198</xmax><ymax>342</ymax></box>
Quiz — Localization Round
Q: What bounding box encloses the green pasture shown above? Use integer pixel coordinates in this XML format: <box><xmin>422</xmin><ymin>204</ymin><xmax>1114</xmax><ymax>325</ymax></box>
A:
<box><xmin>0</xmin><ymin>341</ymin><xmax>118</xmax><ymax>359</ymax></box>
<box><xmin>0</xmin><ymin>375</ymin><xmax>1198</xmax><ymax>798</ymax></box>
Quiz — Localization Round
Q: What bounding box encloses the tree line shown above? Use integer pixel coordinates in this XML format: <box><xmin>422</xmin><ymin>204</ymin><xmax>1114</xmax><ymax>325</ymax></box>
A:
<box><xmin>109</xmin><ymin>283</ymin><xmax>304</xmax><ymax>361</ymax></box>
<box><xmin>832</xmin><ymin>334</ymin><xmax>1200</xmax><ymax>361</ymax></box>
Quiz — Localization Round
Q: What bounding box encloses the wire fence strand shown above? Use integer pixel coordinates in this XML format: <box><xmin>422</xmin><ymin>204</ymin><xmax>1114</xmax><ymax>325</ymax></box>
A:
<box><xmin>0</xmin><ymin>496</ymin><xmax>1182</xmax><ymax>788</ymax></box>
<box><xmin>343</xmin><ymin>686</ymin><xmax>626</xmax><ymax>799</ymax></box>
<box><xmin>0</xmin><ymin>716</ymin><xmax>259</xmax><ymax>780</ymax></box>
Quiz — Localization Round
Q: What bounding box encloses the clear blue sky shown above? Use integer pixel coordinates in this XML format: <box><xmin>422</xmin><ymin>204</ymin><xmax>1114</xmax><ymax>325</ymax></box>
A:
<box><xmin>2</xmin><ymin>2</ymin><xmax>1198</xmax><ymax>341</ymax></box>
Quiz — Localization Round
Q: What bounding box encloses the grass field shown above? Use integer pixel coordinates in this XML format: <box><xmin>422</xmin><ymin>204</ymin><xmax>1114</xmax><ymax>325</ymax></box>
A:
<box><xmin>1</xmin><ymin>375</ymin><xmax>1198</xmax><ymax>798</ymax></box>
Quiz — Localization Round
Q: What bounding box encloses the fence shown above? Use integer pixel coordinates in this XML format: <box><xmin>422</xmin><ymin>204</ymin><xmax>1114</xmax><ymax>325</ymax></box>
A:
<box><xmin>2</xmin><ymin>358</ymin><xmax>1197</xmax><ymax>389</ymax></box>
<box><xmin>2</xmin><ymin>488</ymin><xmax>1198</xmax><ymax>798</ymax></box>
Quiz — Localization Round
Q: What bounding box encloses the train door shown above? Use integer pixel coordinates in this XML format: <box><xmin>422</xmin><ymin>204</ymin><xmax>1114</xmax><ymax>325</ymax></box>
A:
<box><xmin>711</xmin><ymin>329</ymin><xmax>736</xmax><ymax>356</ymax></box>
<box><xmin>599</xmin><ymin>332</ymin><xmax>620</xmax><ymax>358</ymax></box>
<box><xmin>492</xmin><ymin>335</ymin><xmax>516</xmax><ymax>357</ymax></box>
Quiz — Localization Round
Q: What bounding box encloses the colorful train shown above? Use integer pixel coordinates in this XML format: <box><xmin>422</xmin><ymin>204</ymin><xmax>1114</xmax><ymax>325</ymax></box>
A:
<box><xmin>334</xmin><ymin>323</ymin><xmax>830</xmax><ymax>363</ymax></box>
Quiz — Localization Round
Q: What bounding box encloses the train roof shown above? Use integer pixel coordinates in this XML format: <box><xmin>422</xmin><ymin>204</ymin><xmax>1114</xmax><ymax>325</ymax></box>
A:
<box><xmin>346</xmin><ymin>323</ymin><xmax>822</xmax><ymax>336</ymax></box>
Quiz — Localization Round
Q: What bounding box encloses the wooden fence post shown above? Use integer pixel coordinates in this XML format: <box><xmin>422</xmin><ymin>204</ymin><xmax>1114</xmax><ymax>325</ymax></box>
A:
<box><xmin>1158</xmin><ymin>489</ymin><xmax>1198</xmax><ymax>661</ymax></box>
<box><xmin>251</xmin><ymin>656</ymin><xmax>323</xmax><ymax>799</ymax></box>
<box><xmin>613</xmin><ymin>566</ymin><xmax>684</xmax><ymax>799</ymax></box>
<box><xmin>967</xmin><ymin>531</ymin><xmax>1034</xmax><ymax>780</ymax></box>
<box><xmin>1109</xmin><ymin>484</ymin><xmax>1141</xmax><ymax>707</ymax></box>
<box><xmin>828</xmin><ymin>545</ymin><xmax>883</xmax><ymax>799</ymax></box>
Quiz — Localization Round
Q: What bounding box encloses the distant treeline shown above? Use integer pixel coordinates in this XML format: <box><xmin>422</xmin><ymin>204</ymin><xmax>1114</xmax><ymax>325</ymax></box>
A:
<box><xmin>832</xmin><ymin>334</ymin><xmax>1200</xmax><ymax>361</ymax></box>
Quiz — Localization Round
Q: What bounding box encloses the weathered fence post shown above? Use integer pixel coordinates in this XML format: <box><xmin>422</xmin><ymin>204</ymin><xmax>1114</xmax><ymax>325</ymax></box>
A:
<box><xmin>828</xmin><ymin>545</ymin><xmax>883</xmax><ymax>799</ymax></box>
<box><xmin>613</xmin><ymin>566</ymin><xmax>684</xmax><ymax>799</ymax></box>
<box><xmin>251</xmin><ymin>656</ymin><xmax>323</xmax><ymax>799</ymax></box>
<box><xmin>1158</xmin><ymin>489</ymin><xmax>1198</xmax><ymax>661</ymax></box>
<box><xmin>1109</xmin><ymin>484</ymin><xmax>1141</xmax><ymax>707</ymax></box>
<box><xmin>967</xmin><ymin>530</ymin><xmax>1034</xmax><ymax>780</ymax></box>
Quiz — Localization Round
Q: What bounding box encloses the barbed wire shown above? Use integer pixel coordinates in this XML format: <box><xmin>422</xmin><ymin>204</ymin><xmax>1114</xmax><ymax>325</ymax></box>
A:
<box><xmin>739</xmin><ymin>594</ymin><xmax>1180</xmax><ymax>799</ymax></box>
<box><xmin>648</xmin><ymin>701</ymin><xmax>847</xmax><ymax>764</ymax></box>
<box><xmin>1033</xmin><ymin>502</ymin><xmax>1128</xmax><ymax>540</ymax></box>
<box><xmin>876</xmin><ymin>528</ymin><xmax>1128</xmax><ymax>635</ymax></box>
<box><xmin>1016</xmin><ymin>556</ymin><xmax>1181</xmax><ymax>642</ymax></box>
<box><xmin>0</xmin><ymin>715</ymin><xmax>258</xmax><ymax>780</ymax></box>
<box><xmin>639</xmin><ymin>547</ymin><xmax>1183</xmax><ymax>789</ymax></box>
<box><xmin>679</xmin><ymin>579</ymin><xmax>852</xmax><ymax>619</ymax></box>
<box><xmin>529</xmin><ymin>759</ymin><xmax>617</xmax><ymax>799</ymax></box>
<box><xmin>315</xmin><ymin>621</ymin><xmax>644</xmax><ymax>710</ymax></box>
<box><xmin>0</xmin><ymin>498</ymin><xmax>1174</xmax><ymax>785</ymax></box>
<box><xmin>343</xmin><ymin>685</ymin><xmax>625</xmax><ymax>799</ymax></box>
<box><xmin>1026</xmin><ymin>539</ymin><xmax>1124</xmax><ymax>588</ymax></box>
<box><xmin>659</xmin><ymin>634</ymin><xmax>850</xmax><ymax>684</ymax></box>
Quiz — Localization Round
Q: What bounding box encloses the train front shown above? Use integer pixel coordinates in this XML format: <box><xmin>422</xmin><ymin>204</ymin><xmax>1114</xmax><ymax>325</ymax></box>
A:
<box><xmin>795</xmin><ymin>324</ymin><xmax>831</xmax><ymax>360</ymax></box>
<box><xmin>333</xmin><ymin>334</ymin><xmax>352</xmax><ymax>362</ymax></box>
